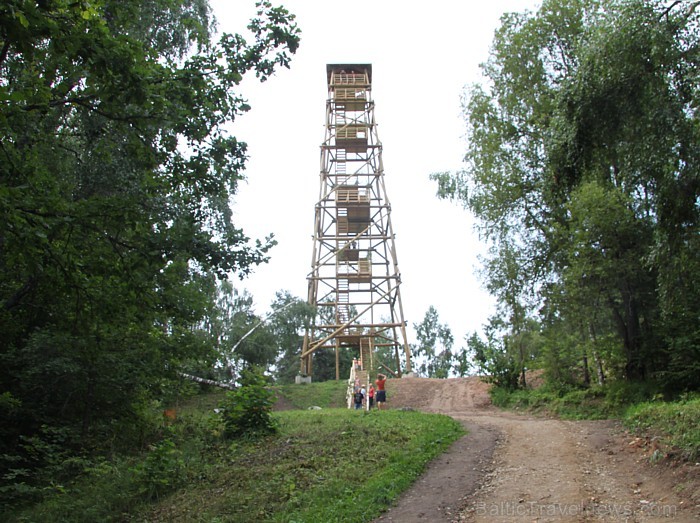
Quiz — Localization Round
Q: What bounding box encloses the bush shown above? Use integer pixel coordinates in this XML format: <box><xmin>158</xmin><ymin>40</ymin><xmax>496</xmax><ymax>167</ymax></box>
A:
<box><xmin>604</xmin><ymin>380</ymin><xmax>659</xmax><ymax>407</ymax></box>
<box><xmin>490</xmin><ymin>384</ymin><xmax>632</xmax><ymax>419</ymax></box>
<box><xmin>0</xmin><ymin>424</ymin><xmax>85</xmax><ymax>506</ymax></box>
<box><xmin>129</xmin><ymin>435</ymin><xmax>184</xmax><ymax>500</ymax></box>
<box><xmin>219</xmin><ymin>367</ymin><xmax>278</xmax><ymax>439</ymax></box>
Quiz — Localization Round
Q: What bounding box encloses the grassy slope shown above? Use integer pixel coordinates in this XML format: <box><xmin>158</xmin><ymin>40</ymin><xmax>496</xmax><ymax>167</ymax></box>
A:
<box><xmin>624</xmin><ymin>398</ymin><xmax>700</xmax><ymax>461</ymax></box>
<box><xmin>273</xmin><ymin>380</ymin><xmax>349</xmax><ymax>409</ymax></box>
<box><xmin>9</xmin><ymin>381</ymin><xmax>465</xmax><ymax>523</ymax></box>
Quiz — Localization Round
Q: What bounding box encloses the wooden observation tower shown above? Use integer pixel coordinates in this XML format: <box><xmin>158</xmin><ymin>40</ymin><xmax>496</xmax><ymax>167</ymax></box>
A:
<box><xmin>301</xmin><ymin>64</ymin><xmax>412</xmax><ymax>382</ymax></box>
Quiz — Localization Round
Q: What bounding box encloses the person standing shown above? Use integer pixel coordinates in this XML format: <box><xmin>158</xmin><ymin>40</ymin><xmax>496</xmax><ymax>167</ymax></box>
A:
<box><xmin>353</xmin><ymin>387</ymin><xmax>364</xmax><ymax>410</ymax></box>
<box><xmin>375</xmin><ymin>373</ymin><xmax>387</xmax><ymax>410</ymax></box>
<box><xmin>368</xmin><ymin>384</ymin><xmax>375</xmax><ymax>410</ymax></box>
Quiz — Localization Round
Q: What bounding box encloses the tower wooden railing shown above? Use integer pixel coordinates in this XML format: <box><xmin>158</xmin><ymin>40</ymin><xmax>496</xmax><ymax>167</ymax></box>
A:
<box><xmin>331</xmin><ymin>72</ymin><xmax>369</xmax><ymax>87</ymax></box>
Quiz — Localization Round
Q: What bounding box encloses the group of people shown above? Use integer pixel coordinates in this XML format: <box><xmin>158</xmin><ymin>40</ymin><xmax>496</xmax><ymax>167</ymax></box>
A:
<box><xmin>353</xmin><ymin>373</ymin><xmax>387</xmax><ymax>411</ymax></box>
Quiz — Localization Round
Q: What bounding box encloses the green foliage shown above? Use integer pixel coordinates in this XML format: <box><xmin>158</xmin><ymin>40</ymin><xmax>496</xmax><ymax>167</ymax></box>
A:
<box><xmin>137</xmin><ymin>409</ymin><xmax>465</xmax><ymax>522</ymax></box>
<box><xmin>4</xmin><ymin>390</ymin><xmax>223</xmax><ymax>521</ymax></box>
<box><xmin>452</xmin><ymin>347</ymin><xmax>472</xmax><ymax>377</ymax></box>
<box><xmin>624</xmin><ymin>397</ymin><xmax>700</xmax><ymax>461</ymax></box>
<box><xmin>603</xmin><ymin>380</ymin><xmax>660</xmax><ymax>409</ymax></box>
<box><xmin>208</xmin><ymin>285</ymin><xmax>280</xmax><ymax>381</ymax></box>
<box><xmin>129</xmin><ymin>435</ymin><xmax>184</xmax><ymax>500</ymax></box>
<box><xmin>219</xmin><ymin>367</ymin><xmax>278</xmax><ymax>439</ymax></box>
<box><xmin>490</xmin><ymin>380</ymin><xmax>663</xmax><ymax>420</ymax></box>
<box><xmin>307</xmin><ymin>347</ymin><xmax>355</xmax><ymax>382</ymax></box>
<box><xmin>267</xmin><ymin>291</ymin><xmax>315</xmax><ymax>383</ymax></box>
<box><xmin>560</xmin><ymin>181</ymin><xmax>658</xmax><ymax>379</ymax></box>
<box><xmin>659</xmin><ymin>314</ymin><xmax>700</xmax><ymax>393</ymax></box>
<box><xmin>467</xmin><ymin>322</ymin><xmax>522</xmax><ymax>391</ymax></box>
<box><xmin>411</xmin><ymin>306</ymin><xmax>455</xmax><ymax>378</ymax></box>
<box><xmin>0</xmin><ymin>424</ymin><xmax>91</xmax><ymax>505</ymax></box>
<box><xmin>433</xmin><ymin>0</ymin><xmax>700</xmax><ymax>392</ymax></box>
<box><xmin>0</xmin><ymin>0</ymin><xmax>300</xmax><ymax>507</ymax></box>
<box><xmin>539</xmin><ymin>329</ymin><xmax>584</xmax><ymax>387</ymax></box>
<box><xmin>4</xmin><ymin>456</ymin><xmax>139</xmax><ymax>523</ymax></box>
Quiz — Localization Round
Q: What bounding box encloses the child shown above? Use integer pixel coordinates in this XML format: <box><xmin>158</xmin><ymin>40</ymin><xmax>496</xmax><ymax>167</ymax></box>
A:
<box><xmin>353</xmin><ymin>387</ymin><xmax>364</xmax><ymax>410</ymax></box>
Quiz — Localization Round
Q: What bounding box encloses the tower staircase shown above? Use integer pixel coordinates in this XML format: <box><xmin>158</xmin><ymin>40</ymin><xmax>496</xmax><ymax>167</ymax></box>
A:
<box><xmin>346</xmin><ymin>338</ymin><xmax>373</xmax><ymax>410</ymax></box>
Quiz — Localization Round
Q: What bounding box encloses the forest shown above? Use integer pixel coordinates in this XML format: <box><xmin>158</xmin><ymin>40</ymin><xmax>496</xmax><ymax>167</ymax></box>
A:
<box><xmin>0</xmin><ymin>0</ymin><xmax>305</xmax><ymax>506</ymax></box>
<box><xmin>433</xmin><ymin>0</ymin><xmax>700</xmax><ymax>394</ymax></box>
<box><xmin>1</xmin><ymin>0</ymin><xmax>698</xmax><ymax>513</ymax></box>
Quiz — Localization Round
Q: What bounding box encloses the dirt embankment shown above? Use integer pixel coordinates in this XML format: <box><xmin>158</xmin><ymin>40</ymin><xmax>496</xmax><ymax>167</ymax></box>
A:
<box><xmin>374</xmin><ymin>376</ymin><xmax>699</xmax><ymax>523</ymax></box>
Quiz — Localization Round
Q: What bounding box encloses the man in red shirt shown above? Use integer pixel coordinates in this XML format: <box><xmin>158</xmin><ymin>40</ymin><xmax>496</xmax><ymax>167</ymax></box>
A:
<box><xmin>375</xmin><ymin>373</ymin><xmax>387</xmax><ymax>410</ymax></box>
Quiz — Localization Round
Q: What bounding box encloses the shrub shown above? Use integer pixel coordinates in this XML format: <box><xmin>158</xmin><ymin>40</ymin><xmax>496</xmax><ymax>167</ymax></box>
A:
<box><xmin>129</xmin><ymin>435</ymin><xmax>184</xmax><ymax>500</ymax></box>
<box><xmin>604</xmin><ymin>380</ymin><xmax>659</xmax><ymax>407</ymax></box>
<box><xmin>219</xmin><ymin>367</ymin><xmax>278</xmax><ymax>439</ymax></box>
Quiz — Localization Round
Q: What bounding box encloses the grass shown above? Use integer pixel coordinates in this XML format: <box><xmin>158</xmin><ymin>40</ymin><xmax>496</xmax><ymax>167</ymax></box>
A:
<box><xmin>490</xmin><ymin>383</ymin><xmax>700</xmax><ymax>461</ymax></box>
<box><xmin>7</xmin><ymin>382</ymin><xmax>465</xmax><ymax>523</ymax></box>
<box><xmin>145</xmin><ymin>409</ymin><xmax>464</xmax><ymax>522</ymax></box>
<box><xmin>489</xmin><ymin>380</ymin><xmax>661</xmax><ymax>420</ymax></box>
<box><xmin>274</xmin><ymin>380</ymin><xmax>348</xmax><ymax>409</ymax></box>
<box><xmin>490</xmin><ymin>385</ymin><xmax>611</xmax><ymax>419</ymax></box>
<box><xmin>624</xmin><ymin>396</ymin><xmax>700</xmax><ymax>461</ymax></box>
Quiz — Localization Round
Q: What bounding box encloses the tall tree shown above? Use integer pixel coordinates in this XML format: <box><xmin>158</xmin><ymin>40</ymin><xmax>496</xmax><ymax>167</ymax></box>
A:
<box><xmin>269</xmin><ymin>291</ymin><xmax>315</xmax><ymax>383</ymax></box>
<box><xmin>482</xmin><ymin>242</ymin><xmax>535</xmax><ymax>386</ymax></box>
<box><xmin>466</xmin><ymin>317</ymin><xmax>521</xmax><ymax>390</ymax></box>
<box><xmin>549</xmin><ymin>0</ymin><xmax>699</xmax><ymax>386</ymax></box>
<box><xmin>0</xmin><ymin>0</ymin><xmax>299</xmax><ymax>493</ymax></box>
<box><xmin>433</xmin><ymin>0</ymin><xmax>699</xmax><ymax>390</ymax></box>
<box><xmin>212</xmin><ymin>286</ymin><xmax>278</xmax><ymax>376</ymax></box>
<box><xmin>412</xmin><ymin>306</ymin><xmax>454</xmax><ymax>378</ymax></box>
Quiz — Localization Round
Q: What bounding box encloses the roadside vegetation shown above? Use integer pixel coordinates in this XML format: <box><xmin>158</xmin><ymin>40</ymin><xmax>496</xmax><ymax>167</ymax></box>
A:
<box><xmin>429</xmin><ymin>0</ymin><xmax>700</xmax><ymax>425</ymax></box>
<box><xmin>5</xmin><ymin>380</ymin><xmax>464</xmax><ymax>522</ymax></box>
<box><xmin>625</xmin><ymin>396</ymin><xmax>700</xmax><ymax>461</ymax></box>
<box><xmin>489</xmin><ymin>382</ymin><xmax>700</xmax><ymax>463</ymax></box>
<box><xmin>489</xmin><ymin>380</ymin><xmax>661</xmax><ymax>419</ymax></box>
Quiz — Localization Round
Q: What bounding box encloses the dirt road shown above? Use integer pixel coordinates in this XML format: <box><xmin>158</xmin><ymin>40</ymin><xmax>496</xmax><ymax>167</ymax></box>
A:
<box><xmin>373</xmin><ymin>377</ymin><xmax>699</xmax><ymax>522</ymax></box>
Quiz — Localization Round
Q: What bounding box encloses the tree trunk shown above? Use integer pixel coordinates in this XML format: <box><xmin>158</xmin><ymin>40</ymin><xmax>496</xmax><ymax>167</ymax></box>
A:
<box><xmin>609</xmin><ymin>291</ymin><xmax>644</xmax><ymax>380</ymax></box>
<box><xmin>579</xmin><ymin>323</ymin><xmax>590</xmax><ymax>386</ymax></box>
<box><xmin>179</xmin><ymin>372</ymin><xmax>236</xmax><ymax>390</ymax></box>
<box><xmin>81</xmin><ymin>375</ymin><xmax>94</xmax><ymax>439</ymax></box>
<box><xmin>588</xmin><ymin>316</ymin><xmax>606</xmax><ymax>385</ymax></box>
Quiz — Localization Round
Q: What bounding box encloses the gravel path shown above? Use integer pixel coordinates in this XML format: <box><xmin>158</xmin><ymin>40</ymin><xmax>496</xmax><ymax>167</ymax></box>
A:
<box><xmin>372</xmin><ymin>377</ymin><xmax>699</xmax><ymax>522</ymax></box>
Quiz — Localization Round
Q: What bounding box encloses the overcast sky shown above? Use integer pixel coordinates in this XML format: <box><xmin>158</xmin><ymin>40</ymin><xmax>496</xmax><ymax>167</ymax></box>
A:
<box><xmin>209</xmin><ymin>0</ymin><xmax>540</xmax><ymax>348</ymax></box>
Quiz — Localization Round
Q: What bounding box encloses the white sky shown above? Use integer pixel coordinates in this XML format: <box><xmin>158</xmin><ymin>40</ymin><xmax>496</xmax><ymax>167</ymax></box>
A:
<box><xmin>210</xmin><ymin>0</ymin><xmax>539</xmax><ymax>348</ymax></box>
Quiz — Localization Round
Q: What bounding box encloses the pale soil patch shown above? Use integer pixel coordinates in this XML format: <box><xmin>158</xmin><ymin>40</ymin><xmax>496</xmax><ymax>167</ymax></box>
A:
<box><xmin>373</xmin><ymin>377</ymin><xmax>699</xmax><ymax>523</ymax></box>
